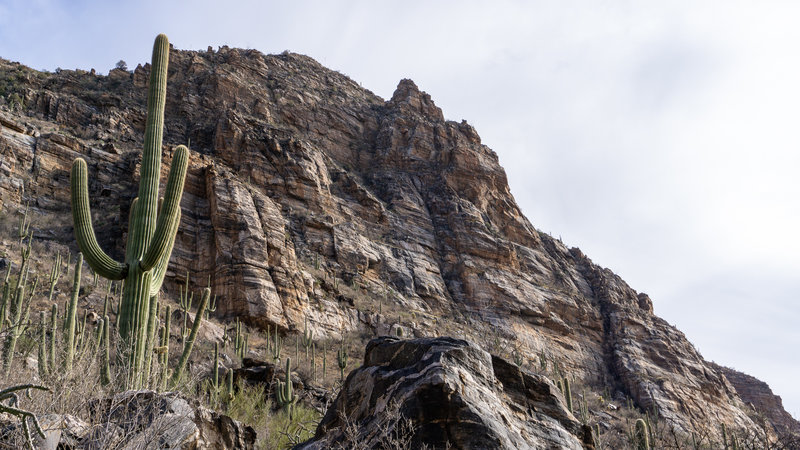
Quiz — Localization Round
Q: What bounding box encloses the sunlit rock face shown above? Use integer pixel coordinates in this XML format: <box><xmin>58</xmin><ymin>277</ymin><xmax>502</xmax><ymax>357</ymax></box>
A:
<box><xmin>0</xmin><ymin>45</ymin><xmax>793</xmax><ymax>441</ymax></box>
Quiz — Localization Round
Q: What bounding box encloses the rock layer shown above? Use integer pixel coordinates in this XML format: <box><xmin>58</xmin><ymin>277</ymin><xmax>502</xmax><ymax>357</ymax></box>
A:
<box><xmin>297</xmin><ymin>336</ymin><xmax>592</xmax><ymax>449</ymax></box>
<box><xmin>0</xmin><ymin>45</ymin><xmax>795</xmax><ymax>439</ymax></box>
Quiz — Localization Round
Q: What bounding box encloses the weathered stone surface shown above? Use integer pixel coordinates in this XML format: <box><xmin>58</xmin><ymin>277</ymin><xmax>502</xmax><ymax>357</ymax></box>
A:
<box><xmin>713</xmin><ymin>363</ymin><xmax>800</xmax><ymax>438</ymax></box>
<box><xmin>90</xmin><ymin>390</ymin><xmax>256</xmax><ymax>449</ymax></box>
<box><xmin>0</xmin><ymin>44</ymin><xmax>795</xmax><ymax>441</ymax></box>
<box><xmin>298</xmin><ymin>337</ymin><xmax>590</xmax><ymax>449</ymax></box>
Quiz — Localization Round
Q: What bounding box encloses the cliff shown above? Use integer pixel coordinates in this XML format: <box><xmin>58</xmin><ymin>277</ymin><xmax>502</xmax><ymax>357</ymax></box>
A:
<box><xmin>0</xmin><ymin>43</ymin><xmax>796</xmax><ymax>444</ymax></box>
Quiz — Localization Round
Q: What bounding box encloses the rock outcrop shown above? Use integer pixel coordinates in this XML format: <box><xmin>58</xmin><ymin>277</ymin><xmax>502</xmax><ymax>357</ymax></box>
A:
<box><xmin>297</xmin><ymin>336</ymin><xmax>592</xmax><ymax>449</ymax></box>
<box><xmin>0</xmin><ymin>43</ymin><xmax>796</xmax><ymax>441</ymax></box>
<box><xmin>0</xmin><ymin>390</ymin><xmax>256</xmax><ymax>449</ymax></box>
<box><xmin>713</xmin><ymin>363</ymin><xmax>800</xmax><ymax>438</ymax></box>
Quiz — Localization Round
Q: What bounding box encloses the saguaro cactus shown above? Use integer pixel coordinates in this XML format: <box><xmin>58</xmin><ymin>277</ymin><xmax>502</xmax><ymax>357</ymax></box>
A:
<box><xmin>276</xmin><ymin>358</ymin><xmax>296</xmax><ymax>419</ymax></box>
<box><xmin>64</xmin><ymin>253</ymin><xmax>82</xmax><ymax>372</ymax></box>
<box><xmin>69</xmin><ymin>34</ymin><xmax>188</xmax><ymax>387</ymax></box>
<box><xmin>171</xmin><ymin>287</ymin><xmax>209</xmax><ymax>384</ymax></box>
<box><xmin>634</xmin><ymin>418</ymin><xmax>649</xmax><ymax>450</ymax></box>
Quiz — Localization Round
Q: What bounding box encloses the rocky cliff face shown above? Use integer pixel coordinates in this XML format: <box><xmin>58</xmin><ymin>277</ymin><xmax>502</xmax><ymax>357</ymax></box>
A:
<box><xmin>0</xmin><ymin>44</ymin><xmax>795</xmax><ymax>442</ymax></box>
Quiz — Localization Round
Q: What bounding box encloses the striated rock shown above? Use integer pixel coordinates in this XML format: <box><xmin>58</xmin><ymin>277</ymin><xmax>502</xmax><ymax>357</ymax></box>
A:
<box><xmin>0</xmin><ymin>44</ymin><xmax>795</xmax><ymax>440</ymax></box>
<box><xmin>297</xmin><ymin>336</ymin><xmax>591</xmax><ymax>449</ymax></box>
<box><xmin>713</xmin><ymin>363</ymin><xmax>800</xmax><ymax>438</ymax></box>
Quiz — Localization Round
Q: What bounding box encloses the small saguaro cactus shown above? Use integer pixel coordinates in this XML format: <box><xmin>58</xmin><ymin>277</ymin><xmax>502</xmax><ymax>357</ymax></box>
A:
<box><xmin>337</xmin><ymin>340</ymin><xmax>348</xmax><ymax>381</ymax></box>
<box><xmin>64</xmin><ymin>253</ymin><xmax>82</xmax><ymax>372</ymax></box>
<box><xmin>100</xmin><ymin>315</ymin><xmax>111</xmax><ymax>385</ymax></box>
<box><xmin>276</xmin><ymin>358</ymin><xmax>296</xmax><ymax>419</ymax></box>
<box><xmin>212</xmin><ymin>342</ymin><xmax>219</xmax><ymax>391</ymax></box>
<box><xmin>159</xmin><ymin>305</ymin><xmax>171</xmax><ymax>391</ymax></box>
<box><xmin>38</xmin><ymin>311</ymin><xmax>49</xmax><ymax>378</ymax></box>
<box><xmin>563</xmin><ymin>377</ymin><xmax>573</xmax><ymax>413</ymax></box>
<box><xmin>172</xmin><ymin>288</ymin><xmax>210</xmax><ymax>384</ymax></box>
<box><xmin>226</xmin><ymin>368</ymin><xmax>235</xmax><ymax>403</ymax></box>
<box><xmin>634</xmin><ymin>418</ymin><xmax>649</xmax><ymax>450</ymax></box>
<box><xmin>205</xmin><ymin>294</ymin><xmax>217</xmax><ymax>320</ymax></box>
<box><xmin>46</xmin><ymin>252</ymin><xmax>62</xmax><ymax>303</ymax></box>
<box><xmin>69</xmin><ymin>34</ymin><xmax>188</xmax><ymax>388</ymax></box>
<box><xmin>512</xmin><ymin>347</ymin><xmax>524</xmax><ymax>368</ymax></box>
<box><xmin>45</xmin><ymin>305</ymin><xmax>57</xmax><ymax>367</ymax></box>
<box><xmin>268</xmin><ymin>323</ymin><xmax>282</xmax><ymax>363</ymax></box>
<box><xmin>301</xmin><ymin>317</ymin><xmax>313</xmax><ymax>361</ymax></box>
<box><xmin>2</xmin><ymin>269</ymin><xmax>36</xmax><ymax>374</ymax></box>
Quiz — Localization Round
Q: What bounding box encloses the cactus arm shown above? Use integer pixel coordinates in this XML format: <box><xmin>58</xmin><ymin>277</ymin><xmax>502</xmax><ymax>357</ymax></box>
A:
<box><xmin>139</xmin><ymin>145</ymin><xmax>188</xmax><ymax>273</ymax></box>
<box><xmin>147</xmin><ymin>210</ymin><xmax>181</xmax><ymax>297</ymax></box>
<box><xmin>70</xmin><ymin>159</ymin><xmax>127</xmax><ymax>280</ymax></box>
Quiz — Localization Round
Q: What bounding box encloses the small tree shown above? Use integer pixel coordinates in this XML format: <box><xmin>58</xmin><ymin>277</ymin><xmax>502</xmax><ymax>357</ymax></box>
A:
<box><xmin>115</xmin><ymin>60</ymin><xmax>128</xmax><ymax>71</ymax></box>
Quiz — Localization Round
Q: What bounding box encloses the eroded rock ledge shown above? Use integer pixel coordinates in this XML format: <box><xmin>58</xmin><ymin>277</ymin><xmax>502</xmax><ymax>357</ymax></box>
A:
<box><xmin>297</xmin><ymin>336</ymin><xmax>594</xmax><ymax>449</ymax></box>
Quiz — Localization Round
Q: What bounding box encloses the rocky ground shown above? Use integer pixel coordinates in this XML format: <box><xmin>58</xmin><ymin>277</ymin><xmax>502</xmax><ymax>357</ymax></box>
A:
<box><xmin>1</xmin><ymin>43</ymin><xmax>798</xmax><ymax>448</ymax></box>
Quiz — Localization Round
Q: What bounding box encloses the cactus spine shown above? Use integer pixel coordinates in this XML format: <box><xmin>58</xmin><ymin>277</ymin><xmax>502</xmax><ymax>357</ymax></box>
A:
<box><xmin>276</xmin><ymin>357</ymin><xmax>296</xmax><ymax>419</ymax></box>
<box><xmin>69</xmin><ymin>34</ymin><xmax>187</xmax><ymax>388</ymax></box>
<box><xmin>171</xmin><ymin>287</ymin><xmax>209</xmax><ymax>384</ymax></box>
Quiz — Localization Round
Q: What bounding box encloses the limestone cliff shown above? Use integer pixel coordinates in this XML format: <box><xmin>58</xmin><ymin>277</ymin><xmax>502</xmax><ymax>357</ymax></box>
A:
<box><xmin>0</xmin><ymin>44</ymin><xmax>795</xmax><ymax>442</ymax></box>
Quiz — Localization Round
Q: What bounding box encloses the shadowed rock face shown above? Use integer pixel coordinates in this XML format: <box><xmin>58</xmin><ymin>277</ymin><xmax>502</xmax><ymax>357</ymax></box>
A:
<box><xmin>297</xmin><ymin>337</ymin><xmax>592</xmax><ymax>450</ymax></box>
<box><xmin>0</xmin><ymin>46</ymin><xmax>794</xmax><ymax>439</ymax></box>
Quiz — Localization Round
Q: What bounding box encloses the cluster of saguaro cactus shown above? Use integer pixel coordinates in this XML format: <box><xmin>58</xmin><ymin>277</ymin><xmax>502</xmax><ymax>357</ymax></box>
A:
<box><xmin>337</xmin><ymin>340</ymin><xmax>348</xmax><ymax>381</ymax></box>
<box><xmin>233</xmin><ymin>318</ymin><xmax>248</xmax><ymax>359</ymax></box>
<box><xmin>276</xmin><ymin>357</ymin><xmax>296</xmax><ymax>419</ymax></box>
<box><xmin>69</xmin><ymin>34</ymin><xmax>188</xmax><ymax>388</ymax></box>
<box><xmin>2</xmin><ymin>232</ymin><xmax>36</xmax><ymax>374</ymax></box>
<box><xmin>512</xmin><ymin>347</ymin><xmax>524</xmax><ymax>368</ymax></box>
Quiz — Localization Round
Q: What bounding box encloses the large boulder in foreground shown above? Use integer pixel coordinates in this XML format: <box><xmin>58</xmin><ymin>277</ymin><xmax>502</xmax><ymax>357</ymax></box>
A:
<box><xmin>296</xmin><ymin>336</ymin><xmax>593</xmax><ymax>449</ymax></box>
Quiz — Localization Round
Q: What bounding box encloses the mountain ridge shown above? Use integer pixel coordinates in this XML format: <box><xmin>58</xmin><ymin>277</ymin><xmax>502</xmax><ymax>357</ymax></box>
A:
<box><xmin>0</xmin><ymin>43</ymin><xmax>797</xmax><ymax>444</ymax></box>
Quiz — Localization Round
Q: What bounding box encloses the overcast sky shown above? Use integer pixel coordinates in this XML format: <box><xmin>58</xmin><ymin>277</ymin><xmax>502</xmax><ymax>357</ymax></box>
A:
<box><xmin>1</xmin><ymin>1</ymin><xmax>798</xmax><ymax>418</ymax></box>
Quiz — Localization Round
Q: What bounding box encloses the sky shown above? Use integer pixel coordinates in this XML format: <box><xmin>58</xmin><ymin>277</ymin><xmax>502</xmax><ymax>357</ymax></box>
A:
<box><xmin>1</xmin><ymin>1</ymin><xmax>798</xmax><ymax>418</ymax></box>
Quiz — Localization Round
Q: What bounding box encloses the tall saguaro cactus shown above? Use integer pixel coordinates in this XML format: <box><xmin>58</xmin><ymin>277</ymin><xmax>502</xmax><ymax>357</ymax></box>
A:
<box><xmin>70</xmin><ymin>34</ymin><xmax>188</xmax><ymax>387</ymax></box>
